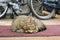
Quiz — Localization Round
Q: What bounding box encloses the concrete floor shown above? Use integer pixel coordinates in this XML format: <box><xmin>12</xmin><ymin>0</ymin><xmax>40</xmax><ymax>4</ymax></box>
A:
<box><xmin>0</xmin><ymin>37</ymin><xmax>60</xmax><ymax>40</ymax></box>
<box><xmin>0</xmin><ymin>14</ymin><xmax>60</xmax><ymax>25</ymax></box>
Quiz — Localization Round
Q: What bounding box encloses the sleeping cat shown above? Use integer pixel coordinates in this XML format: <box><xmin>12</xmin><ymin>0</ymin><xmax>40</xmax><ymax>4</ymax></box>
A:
<box><xmin>11</xmin><ymin>15</ymin><xmax>46</xmax><ymax>33</ymax></box>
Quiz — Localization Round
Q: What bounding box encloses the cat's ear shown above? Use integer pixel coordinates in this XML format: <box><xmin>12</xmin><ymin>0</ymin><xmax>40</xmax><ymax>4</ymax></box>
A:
<box><xmin>38</xmin><ymin>25</ymin><xmax>47</xmax><ymax>32</ymax></box>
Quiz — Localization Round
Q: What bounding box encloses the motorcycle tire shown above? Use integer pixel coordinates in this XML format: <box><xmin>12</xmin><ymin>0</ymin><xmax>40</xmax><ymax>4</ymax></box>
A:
<box><xmin>0</xmin><ymin>3</ymin><xmax>8</xmax><ymax>19</ymax></box>
<box><xmin>30</xmin><ymin>0</ymin><xmax>55</xmax><ymax>20</ymax></box>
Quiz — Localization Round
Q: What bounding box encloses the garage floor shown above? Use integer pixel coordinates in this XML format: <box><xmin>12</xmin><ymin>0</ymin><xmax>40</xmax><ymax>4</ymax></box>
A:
<box><xmin>0</xmin><ymin>14</ymin><xmax>60</xmax><ymax>25</ymax></box>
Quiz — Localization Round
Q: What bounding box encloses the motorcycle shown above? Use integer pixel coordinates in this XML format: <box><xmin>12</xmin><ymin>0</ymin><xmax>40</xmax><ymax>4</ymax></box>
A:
<box><xmin>30</xmin><ymin>0</ymin><xmax>60</xmax><ymax>19</ymax></box>
<box><xmin>0</xmin><ymin>0</ymin><xmax>60</xmax><ymax>19</ymax></box>
<box><xmin>0</xmin><ymin>0</ymin><xmax>30</xmax><ymax>18</ymax></box>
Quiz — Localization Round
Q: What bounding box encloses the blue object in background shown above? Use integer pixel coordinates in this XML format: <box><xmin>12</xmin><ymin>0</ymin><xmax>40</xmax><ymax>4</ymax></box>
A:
<box><xmin>44</xmin><ymin>0</ymin><xmax>60</xmax><ymax>8</ymax></box>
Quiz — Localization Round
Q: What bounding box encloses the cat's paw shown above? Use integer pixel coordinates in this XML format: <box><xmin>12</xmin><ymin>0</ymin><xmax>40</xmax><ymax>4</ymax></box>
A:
<box><xmin>16</xmin><ymin>29</ymin><xmax>24</xmax><ymax>33</ymax></box>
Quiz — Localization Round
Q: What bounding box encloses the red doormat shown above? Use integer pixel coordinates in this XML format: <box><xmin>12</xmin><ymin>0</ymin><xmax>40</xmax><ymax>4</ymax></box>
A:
<box><xmin>0</xmin><ymin>25</ymin><xmax>60</xmax><ymax>37</ymax></box>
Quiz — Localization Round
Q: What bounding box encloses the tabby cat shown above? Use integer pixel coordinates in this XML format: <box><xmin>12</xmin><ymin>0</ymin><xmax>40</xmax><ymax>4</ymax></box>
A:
<box><xmin>11</xmin><ymin>15</ymin><xmax>46</xmax><ymax>33</ymax></box>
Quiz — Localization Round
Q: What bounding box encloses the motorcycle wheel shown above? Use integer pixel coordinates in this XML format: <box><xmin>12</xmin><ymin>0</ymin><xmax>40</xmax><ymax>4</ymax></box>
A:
<box><xmin>0</xmin><ymin>4</ymin><xmax>8</xmax><ymax>18</ymax></box>
<box><xmin>30</xmin><ymin>0</ymin><xmax>55</xmax><ymax>19</ymax></box>
<box><xmin>15</xmin><ymin>0</ymin><xmax>30</xmax><ymax>15</ymax></box>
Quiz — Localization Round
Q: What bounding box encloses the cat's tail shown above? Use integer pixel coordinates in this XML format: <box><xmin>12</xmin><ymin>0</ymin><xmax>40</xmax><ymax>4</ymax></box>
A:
<box><xmin>38</xmin><ymin>25</ymin><xmax>47</xmax><ymax>32</ymax></box>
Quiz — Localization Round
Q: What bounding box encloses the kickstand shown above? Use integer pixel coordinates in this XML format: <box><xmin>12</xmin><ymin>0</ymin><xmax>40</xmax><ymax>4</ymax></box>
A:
<box><xmin>10</xmin><ymin>13</ymin><xmax>14</xmax><ymax>19</ymax></box>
